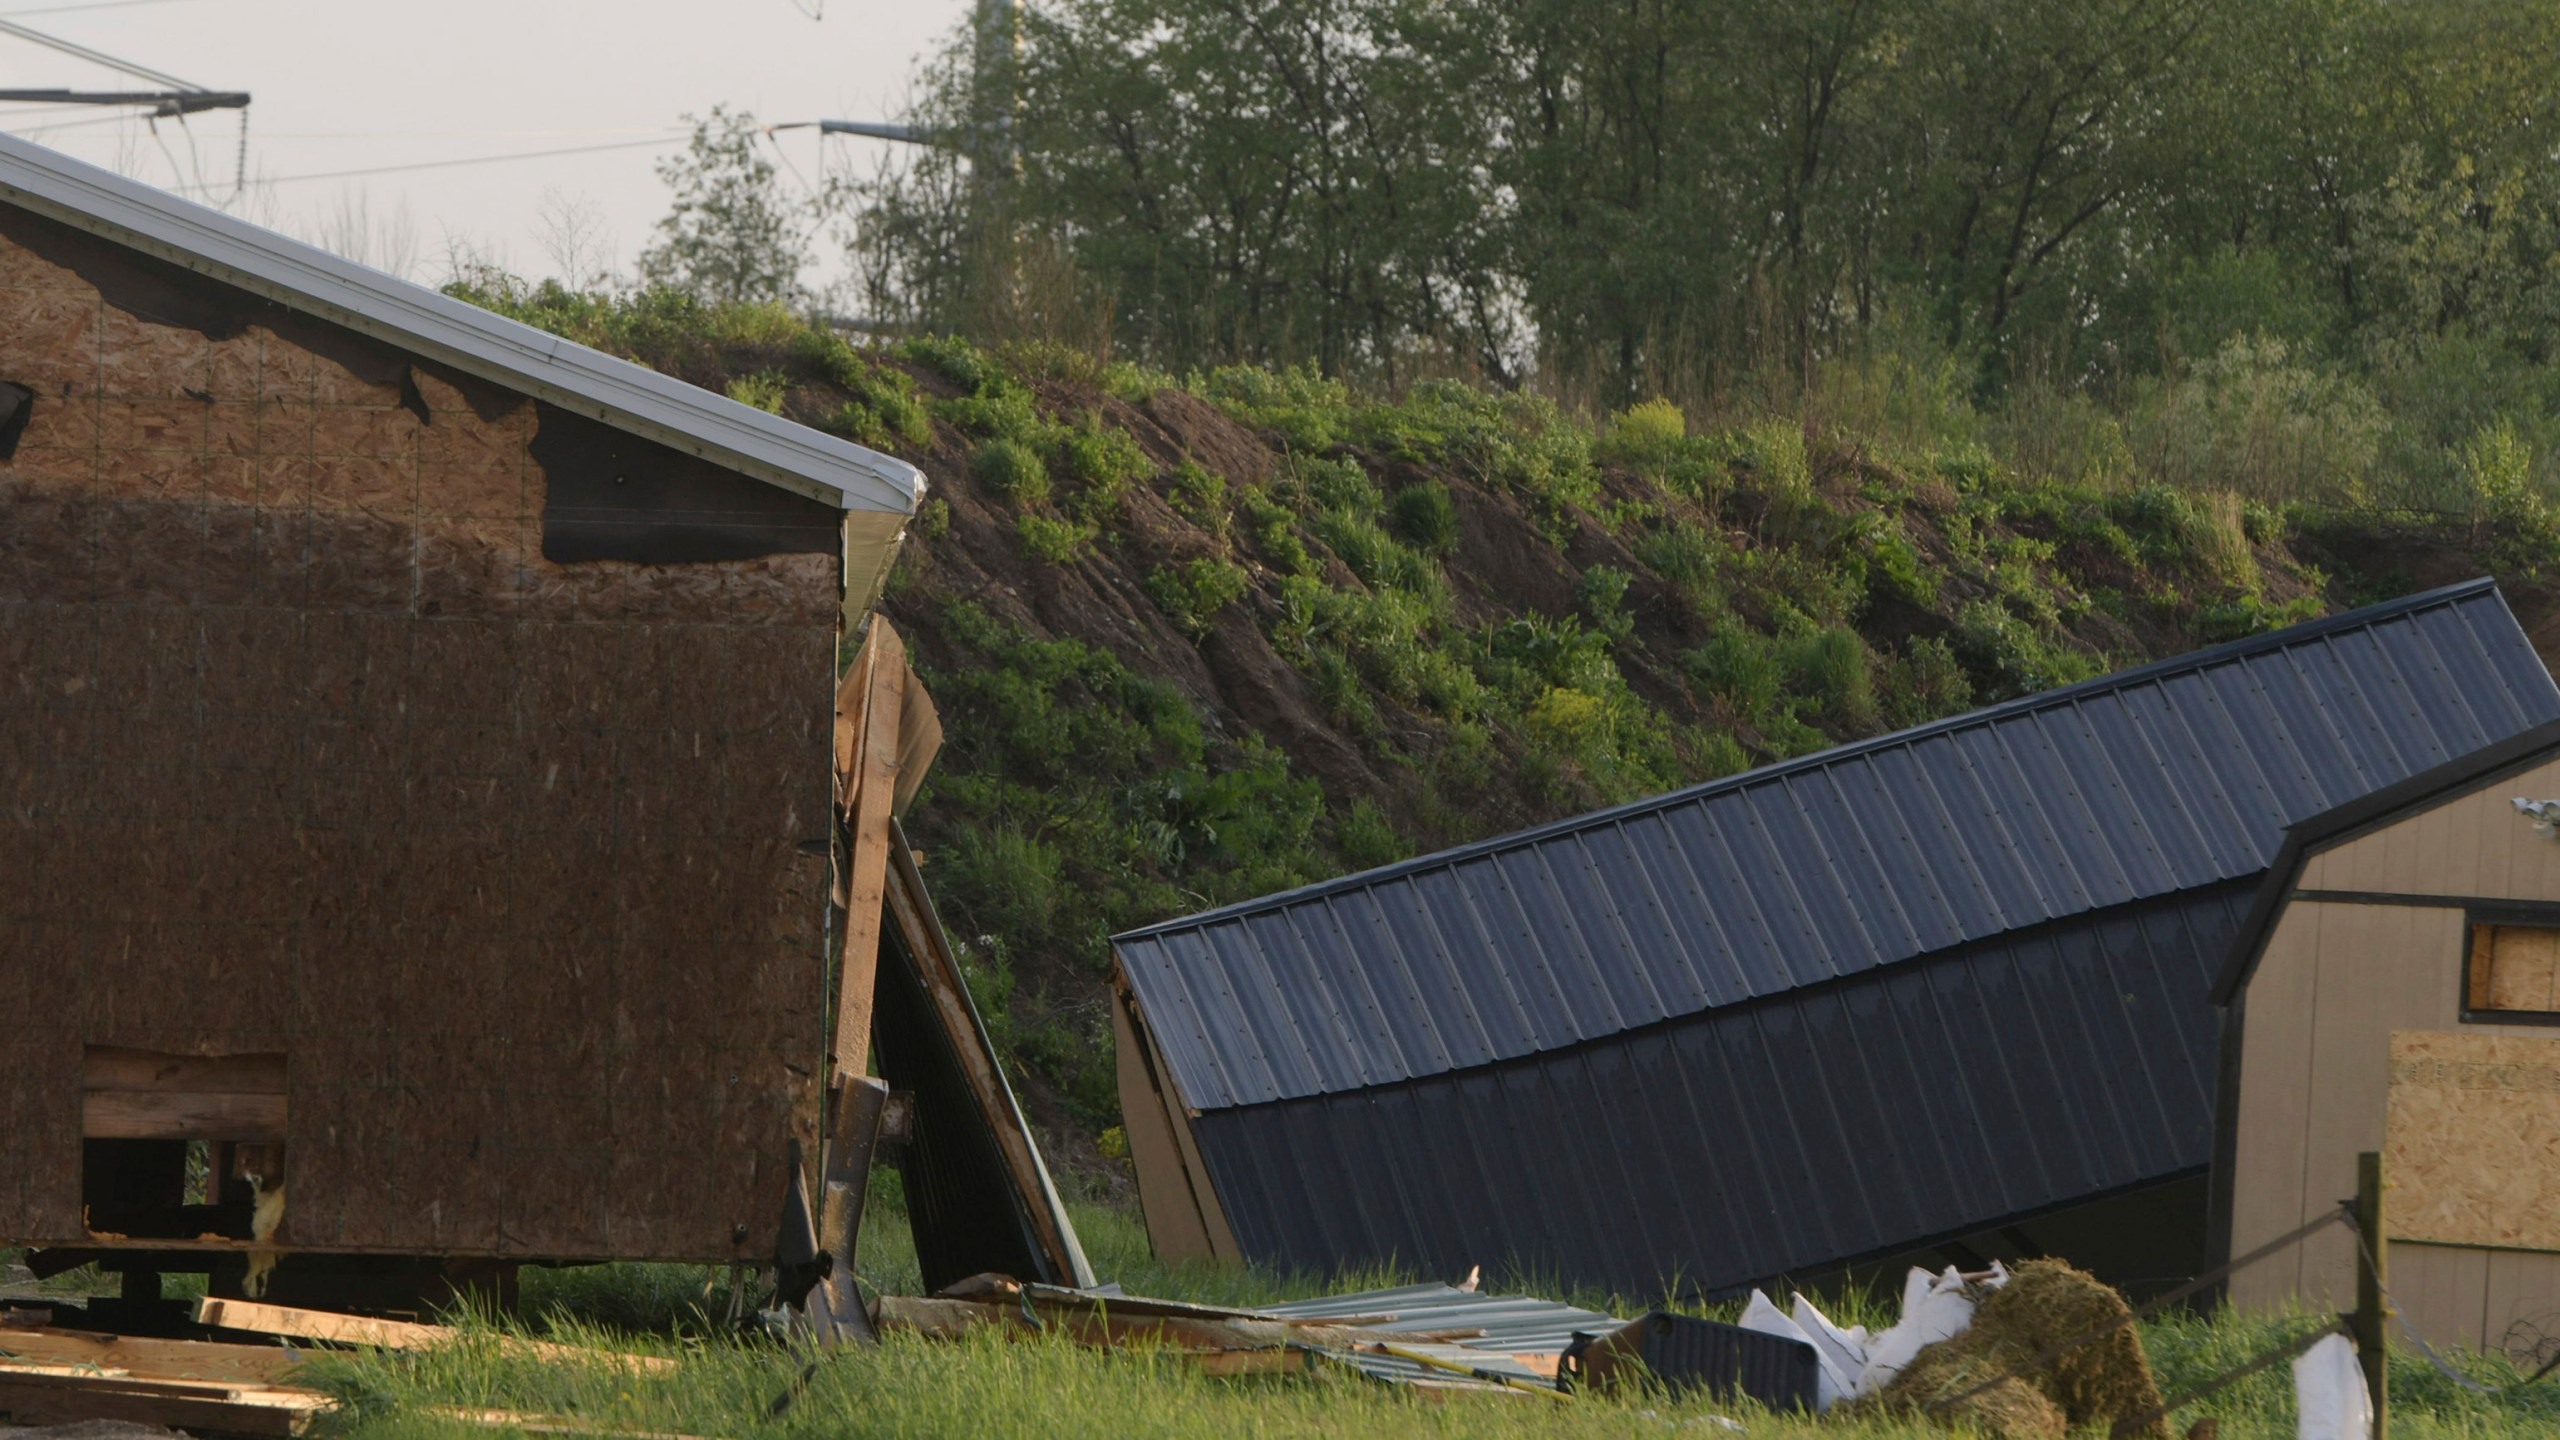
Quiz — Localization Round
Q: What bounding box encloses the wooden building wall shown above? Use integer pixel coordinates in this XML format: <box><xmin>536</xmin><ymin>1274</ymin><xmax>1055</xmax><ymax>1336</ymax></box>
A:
<box><xmin>0</xmin><ymin>204</ymin><xmax>839</xmax><ymax>1262</ymax></box>
<box><xmin>2227</xmin><ymin>753</ymin><xmax>2560</xmax><ymax>1350</ymax></box>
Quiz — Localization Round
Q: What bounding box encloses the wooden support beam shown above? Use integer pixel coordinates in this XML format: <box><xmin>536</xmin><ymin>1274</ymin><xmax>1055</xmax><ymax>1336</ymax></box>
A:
<box><xmin>831</xmin><ymin>618</ymin><xmax>908</xmax><ymax>1084</ymax></box>
<box><xmin>2354</xmin><ymin>1150</ymin><xmax>2389</xmax><ymax>1440</ymax></box>
<box><xmin>804</xmin><ymin>1075</ymin><xmax>889</xmax><ymax>1346</ymax></box>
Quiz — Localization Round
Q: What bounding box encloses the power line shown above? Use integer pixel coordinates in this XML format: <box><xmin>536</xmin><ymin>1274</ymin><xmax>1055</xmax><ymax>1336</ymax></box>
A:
<box><xmin>0</xmin><ymin>0</ymin><xmax>194</xmax><ymax>14</ymax></box>
<box><xmin>0</xmin><ymin>13</ymin><xmax>196</xmax><ymax>89</ymax></box>
<box><xmin>171</xmin><ymin>132</ymin><xmax>686</xmax><ymax>193</ymax></box>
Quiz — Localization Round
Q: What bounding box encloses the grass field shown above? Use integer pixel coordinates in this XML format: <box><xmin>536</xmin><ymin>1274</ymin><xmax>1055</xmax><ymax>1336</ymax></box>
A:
<box><xmin>267</xmin><ymin>1197</ymin><xmax>2560</xmax><ymax>1440</ymax></box>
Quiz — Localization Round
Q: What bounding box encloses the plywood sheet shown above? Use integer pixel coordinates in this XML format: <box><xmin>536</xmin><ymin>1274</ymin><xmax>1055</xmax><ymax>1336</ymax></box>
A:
<box><xmin>2386</xmin><ymin>1029</ymin><xmax>2560</xmax><ymax>1251</ymax></box>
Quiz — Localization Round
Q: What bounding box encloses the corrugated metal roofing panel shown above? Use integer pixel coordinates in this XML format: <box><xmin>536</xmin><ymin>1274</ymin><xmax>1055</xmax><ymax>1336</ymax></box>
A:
<box><xmin>1118</xmin><ymin>581</ymin><xmax>2560</xmax><ymax>1113</ymax></box>
<box><xmin>1191</xmin><ymin>883</ymin><xmax>2258</xmax><ymax>1296</ymax></box>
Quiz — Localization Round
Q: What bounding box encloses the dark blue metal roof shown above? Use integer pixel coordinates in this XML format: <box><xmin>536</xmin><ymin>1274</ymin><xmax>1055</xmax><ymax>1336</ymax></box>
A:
<box><xmin>1188</xmin><ymin>881</ymin><xmax>2255</xmax><ymax>1296</ymax></box>
<box><xmin>1118</xmin><ymin>580</ymin><xmax>2560</xmax><ymax>1113</ymax></box>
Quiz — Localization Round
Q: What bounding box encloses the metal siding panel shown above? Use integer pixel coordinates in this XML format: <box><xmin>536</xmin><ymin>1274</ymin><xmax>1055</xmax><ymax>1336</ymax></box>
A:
<box><xmin>2055</xmin><ymin>692</ymin><xmax>2211</xmax><ymax>891</ymax></box>
<box><xmin>1577</xmin><ymin>822</ymin><xmax>1713</xmax><ymax>1016</ymax></box>
<box><xmin>1294</xmin><ymin>896</ymin><xmax>1412</xmax><ymax>1089</ymax></box>
<box><xmin>1412</xmin><ymin>863</ymin><xmax>1545</xmax><ymax>1059</ymax></box>
<box><xmin>1996</xmin><ymin>708</ymin><xmax>2130</xmax><ymax>910</ymax></box>
<box><xmin>1537</xmin><ymin>830</ymin><xmax>1678</xmax><ymax>1026</ymax></box>
<box><xmin>1470</xmin><ymin>849</ymin><xmax>1602</xmax><ymax>1046</ymax></box>
<box><xmin>1662</xmin><ymin>799</ymin><xmax>1799</xmax><ymax>996</ymax></box>
<box><xmin>1369</xmin><ymin>874</ymin><xmax>1494</xmax><ymax>1074</ymax></box>
<box><xmin>1864</xmin><ymin>739</ymin><xmax>2009</xmax><ymax>937</ymax></box>
<box><xmin>1812</xmin><ymin>753</ymin><xmax>1962</xmax><ymax>955</ymax></box>
<box><xmin>1792</xmin><ymin>758</ymin><xmax>1925</xmax><ymax>958</ymax></box>
<box><xmin>1740</xmin><ymin>782</ymin><xmax>1885</xmax><ymax>986</ymax></box>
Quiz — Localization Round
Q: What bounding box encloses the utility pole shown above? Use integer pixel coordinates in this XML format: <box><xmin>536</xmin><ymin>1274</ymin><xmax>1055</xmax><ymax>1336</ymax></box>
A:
<box><xmin>0</xmin><ymin>18</ymin><xmax>248</xmax><ymax>118</ymax></box>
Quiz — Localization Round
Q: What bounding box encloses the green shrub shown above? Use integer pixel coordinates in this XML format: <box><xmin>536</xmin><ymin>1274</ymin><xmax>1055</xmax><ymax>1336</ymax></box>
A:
<box><xmin>1169</xmin><ymin>460</ymin><xmax>1229</xmax><ymax>531</ymax></box>
<box><xmin>1686</xmin><ymin>625</ymin><xmax>1784</xmax><ymax>723</ymax></box>
<box><xmin>902</xmin><ymin>332</ymin><xmax>999</xmax><ymax>392</ymax></box>
<box><xmin>1334</xmin><ymin>797</ymin><xmax>1407</xmax><ymax>871</ymax></box>
<box><xmin>1602</xmin><ymin>397</ymin><xmax>1687</xmax><ymax>465</ymax></box>
<box><xmin>1881</xmin><ymin>637</ymin><xmax>1973</xmax><ymax>728</ymax></box>
<box><xmin>1578</xmin><ymin>565</ymin><xmax>1634</xmax><ymax>643</ymax></box>
<box><xmin>1780</xmin><ymin>625</ymin><xmax>1878</xmax><ymax>729</ymax></box>
<box><xmin>1146</xmin><ymin>558</ymin><xmax>1251</xmax><ymax>636</ymax></box>
<box><xmin>2466</xmin><ymin>420</ymin><xmax>2560</xmax><ymax>575</ymax></box>
<box><xmin>975</xmin><ymin>438</ymin><xmax>1052</xmax><ymax>504</ymax></box>
<box><xmin>1056</xmin><ymin>418</ymin><xmax>1154</xmax><ymax>516</ymax></box>
<box><xmin>1017</xmin><ymin>512</ymin><xmax>1097</xmax><ymax>561</ymax></box>
<box><xmin>1241</xmin><ymin>490</ymin><xmax>1315</xmax><ymax>574</ymax></box>
<box><xmin>946</xmin><ymin>824</ymin><xmax>1063</xmax><ymax>944</ymax></box>
<box><xmin>723</xmin><ymin>370</ymin><xmax>788</xmax><ymax>414</ymax></box>
<box><xmin>1388</xmin><ymin>482</ymin><xmax>1461</xmax><ymax>554</ymax></box>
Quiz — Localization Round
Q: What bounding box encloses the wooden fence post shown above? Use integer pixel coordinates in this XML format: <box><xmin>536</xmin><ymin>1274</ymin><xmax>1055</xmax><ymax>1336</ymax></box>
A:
<box><xmin>2354</xmin><ymin>1149</ymin><xmax>2389</xmax><ymax>1440</ymax></box>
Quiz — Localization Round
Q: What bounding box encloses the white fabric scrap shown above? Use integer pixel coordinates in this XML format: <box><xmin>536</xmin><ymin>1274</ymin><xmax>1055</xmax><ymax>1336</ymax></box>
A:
<box><xmin>1789</xmin><ymin>1291</ymin><xmax>1868</xmax><ymax>1403</ymax></box>
<box><xmin>2293</xmin><ymin>1333</ymin><xmax>2373</xmax><ymax>1440</ymax></box>
<box><xmin>1738</xmin><ymin>1289</ymin><xmax>1846</xmax><ymax>1411</ymax></box>
<box><xmin>1855</xmin><ymin>1265</ymin><xmax>1977</xmax><ymax>1396</ymax></box>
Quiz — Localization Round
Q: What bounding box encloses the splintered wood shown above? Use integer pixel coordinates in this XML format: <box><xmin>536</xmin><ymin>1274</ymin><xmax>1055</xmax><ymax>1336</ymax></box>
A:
<box><xmin>2384</xmin><ymin>1028</ymin><xmax>2560</xmax><ymax>1251</ymax></box>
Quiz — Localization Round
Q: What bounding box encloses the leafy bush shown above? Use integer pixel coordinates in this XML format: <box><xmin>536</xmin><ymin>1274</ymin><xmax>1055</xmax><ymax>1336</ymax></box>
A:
<box><xmin>1606</xmin><ymin>398</ymin><xmax>1688</xmax><ymax>462</ymax></box>
<box><xmin>1147</xmin><ymin>558</ymin><xmax>1250</xmax><ymax>636</ymax></box>
<box><xmin>1017</xmin><ymin>512</ymin><xmax>1097</xmax><ymax>561</ymax></box>
<box><xmin>975</xmin><ymin>438</ymin><xmax>1052</xmax><ymax>504</ymax></box>
<box><xmin>723</xmin><ymin>370</ymin><xmax>787</xmax><ymax>413</ymax></box>
<box><xmin>1056</xmin><ymin>418</ymin><xmax>1153</xmax><ymax>517</ymax></box>
<box><xmin>1169</xmin><ymin>460</ymin><xmax>1228</xmax><ymax>528</ymax></box>
<box><xmin>1388</xmin><ymin>481</ymin><xmax>1461</xmax><ymax>554</ymax></box>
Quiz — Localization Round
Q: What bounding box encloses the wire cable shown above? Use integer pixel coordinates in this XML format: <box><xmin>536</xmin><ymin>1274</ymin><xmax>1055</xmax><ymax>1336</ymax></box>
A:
<box><xmin>172</xmin><ymin>133</ymin><xmax>687</xmax><ymax>193</ymax></box>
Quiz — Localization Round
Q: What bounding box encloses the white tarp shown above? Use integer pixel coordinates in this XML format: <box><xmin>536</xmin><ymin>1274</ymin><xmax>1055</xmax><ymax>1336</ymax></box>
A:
<box><xmin>2293</xmin><ymin>1333</ymin><xmax>2373</xmax><ymax>1440</ymax></box>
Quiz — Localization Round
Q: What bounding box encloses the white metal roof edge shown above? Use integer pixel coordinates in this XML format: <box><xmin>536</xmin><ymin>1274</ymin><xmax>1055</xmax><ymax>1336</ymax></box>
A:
<box><xmin>0</xmin><ymin>133</ymin><xmax>922</xmax><ymax>517</ymax></box>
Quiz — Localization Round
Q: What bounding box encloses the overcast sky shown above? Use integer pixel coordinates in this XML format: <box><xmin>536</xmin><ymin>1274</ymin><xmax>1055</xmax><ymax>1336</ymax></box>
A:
<box><xmin>0</xmin><ymin>0</ymin><xmax>968</xmax><ymax>287</ymax></box>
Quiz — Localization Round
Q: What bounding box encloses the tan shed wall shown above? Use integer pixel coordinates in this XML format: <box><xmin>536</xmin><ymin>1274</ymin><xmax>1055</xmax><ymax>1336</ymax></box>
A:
<box><xmin>2231</xmin><ymin>763</ymin><xmax>2560</xmax><ymax>1350</ymax></box>
<box><xmin>2300</xmin><ymin>755</ymin><xmax>2560</xmax><ymax>899</ymax></box>
<box><xmin>0</xmin><ymin>220</ymin><xmax>836</xmax><ymax>1262</ymax></box>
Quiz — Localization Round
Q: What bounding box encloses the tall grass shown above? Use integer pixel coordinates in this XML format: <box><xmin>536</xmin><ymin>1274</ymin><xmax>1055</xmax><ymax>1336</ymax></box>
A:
<box><xmin>311</xmin><ymin>1197</ymin><xmax>2560</xmax><ymax>1440</ymax></box>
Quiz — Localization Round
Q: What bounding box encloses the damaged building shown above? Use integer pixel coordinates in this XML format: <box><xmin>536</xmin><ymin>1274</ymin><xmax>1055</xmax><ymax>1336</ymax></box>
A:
<box><xmin>0</xmin><ymin>133</ymin><xmax>1081</xmax><ymax>1317</ymax></box>
<box><xmin>1113</xmin><ymin>581</ymin><xmax>2560</xmax><ymax>1300</ymax></box>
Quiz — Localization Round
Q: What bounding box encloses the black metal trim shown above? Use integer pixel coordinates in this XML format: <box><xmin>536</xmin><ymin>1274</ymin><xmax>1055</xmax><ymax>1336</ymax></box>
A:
<box><xmin>2212</xmin><ymin>717</ymin><xmax>2560</xmax><ymax>1006</ymax></box>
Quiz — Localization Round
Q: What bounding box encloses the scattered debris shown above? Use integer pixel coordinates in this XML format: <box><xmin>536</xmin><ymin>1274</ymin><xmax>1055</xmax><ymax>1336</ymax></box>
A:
<box><xmin>1851</xmin><ymin>1260</ymin><xmax>2170</xmax><ymax>1440</ymax></box>
<box><xmin>1566</xmin><ymin>1309</ymin><xmax>1822</xmax><ymax>1412</ymax></box>
<box><xmin>872</xmin><ymin>1276</ymin><xmax>1620</xmax><ymax>1397</ymax></box>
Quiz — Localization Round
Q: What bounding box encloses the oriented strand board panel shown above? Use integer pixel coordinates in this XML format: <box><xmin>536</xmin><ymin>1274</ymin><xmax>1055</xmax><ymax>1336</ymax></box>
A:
<box><xmin>2386</xmin><ymin>1029</ymin><xmax>2560</xmax><ymax>1252</ymax></box>
<box><xmin>0</xmin><ymin>202</ymin><xmax>836</xmax><ymax>1261</ymax></box>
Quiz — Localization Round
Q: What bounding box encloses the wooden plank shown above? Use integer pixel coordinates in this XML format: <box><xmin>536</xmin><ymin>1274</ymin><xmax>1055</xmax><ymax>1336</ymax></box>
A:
<box><xmin>0</xmin><ymin>1368</ymin><xmax>327</xmax><ymax>1437</ymax></box>
<box><xmin>891</xmin><ymin>671</ymin><xmax>942</xmax><ymax>819</ymax></box>
<box><xmin>196</xmin><ymin>1299</ymin><xmax>675</xmax><ymax>1373</ymax></box>
<box><xmin>0</xmin><ymin>1328</ymin><xmax>307</xmax><ymax>1385</ymax></box>
<box><xmin>83</xmin><ymin>1089</ymin><xmax>287</xmax><ymax>1142</ymax></box>
<box><xmin>83</xmin><ymin>1048</ymin><xmax>287</xmax><ymax>1094</ymax></box>
<box><xmin>831</xmin><ymin>618</ymin><xmax>907</xmax><ymax>1083</ymax></box>
<box><xmin>1114</xmin><ymin>983</ymin><xmax>1216</xmax><ymax>1263</ymax></box>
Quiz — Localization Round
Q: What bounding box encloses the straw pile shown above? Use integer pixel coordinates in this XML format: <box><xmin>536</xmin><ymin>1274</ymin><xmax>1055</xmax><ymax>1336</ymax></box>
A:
<box><xmin>1854</xmin><ymin>1259</ymin><xmax>2169</xmax><ymax>1440</ymax></box>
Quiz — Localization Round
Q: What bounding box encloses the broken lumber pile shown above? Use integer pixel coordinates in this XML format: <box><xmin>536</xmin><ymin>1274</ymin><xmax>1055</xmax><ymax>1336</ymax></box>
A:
<box><xmin>0</xmin><ymin>1297</ymin><xmax>684</xmax><ymax>1438</ymax></box>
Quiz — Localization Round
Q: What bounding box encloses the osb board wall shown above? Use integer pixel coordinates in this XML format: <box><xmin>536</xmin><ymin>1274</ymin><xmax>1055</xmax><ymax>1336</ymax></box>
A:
<box><xmin>2385</xmin><ymin>1029</ymin><xmax>2560</xmax><ymax>1251</ymax></box>
<box><xmin>2301</xmin><ymin>753</ymin><xmax>2560</xmax><ymax>899</ymax></box>
<box><xmin>0</xmin><ymin>207</ymin><xmax>836</xmax><ymax>1261</ymax></box>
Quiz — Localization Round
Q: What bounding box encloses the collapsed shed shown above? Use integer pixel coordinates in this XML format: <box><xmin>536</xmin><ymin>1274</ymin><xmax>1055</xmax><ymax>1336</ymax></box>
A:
<box><xmin>2212</xmin><ymin>718</ymin><xmax>2560</xmax><ymax>1351</ymax></box>
<box><xmin>1113</xmin><ymin>581</ymin><xmax>2560</xmax><ymax>1300</ymax></box>
<box><xmin>0</xmin><ymin>133</ymin><xmax>1079</xmax><ymax>1315</ymax></box>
